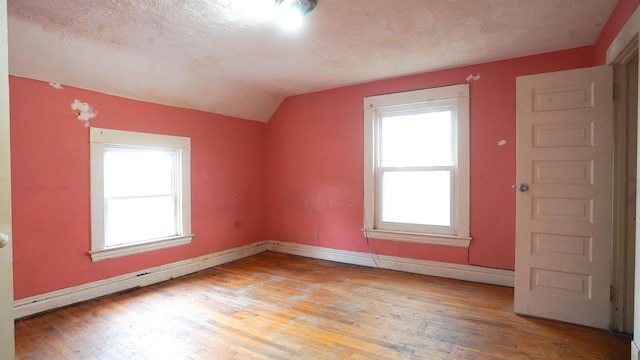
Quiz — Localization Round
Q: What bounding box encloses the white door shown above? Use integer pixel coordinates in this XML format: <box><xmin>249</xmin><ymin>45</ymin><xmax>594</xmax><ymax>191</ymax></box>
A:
<box><xmin>514</xmin><ymin>65</ymin><xmax>613</xmax><ymax>329</ymax></box>
<box><xmin>0</xmin><ymin>0</ymin><xmax>14</xmax><ymax>358</ymax></box>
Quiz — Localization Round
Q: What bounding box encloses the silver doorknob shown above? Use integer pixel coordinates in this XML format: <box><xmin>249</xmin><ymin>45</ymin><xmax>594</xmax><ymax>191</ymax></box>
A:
<box><xmin>0</xmin><ymin>233</ymin><xmax>9</xmax><ymax>248</ymax></box>
<box><xmin>512</xmin><ymin>183</ymin><xmax>529</xmax><ymax>192</ymax></box>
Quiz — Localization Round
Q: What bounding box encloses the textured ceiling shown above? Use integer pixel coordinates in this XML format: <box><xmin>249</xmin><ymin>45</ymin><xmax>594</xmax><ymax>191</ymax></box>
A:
<box><xmin>7</xmin><ymin>0</ymin><xmax>618</xmax><ymax>122</ymax></box>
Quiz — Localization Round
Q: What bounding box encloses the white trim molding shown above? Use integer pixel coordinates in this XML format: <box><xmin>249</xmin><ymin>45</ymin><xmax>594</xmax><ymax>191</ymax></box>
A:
<box><xmin>607</xmin><ymin>5</ymin><xmax>640</xmax><ymax>64</ymax></box>
<box><xmin>267</xmin><ymin>241</ymin><xmax>513</xmax><ymax>287</ymax></box>
<box><xmin>14</xmin><ymin>241</ymin><xmax>269</xmax><ymax>319</ymax></box>
<box><xmin>88</xmin><ymin>235</ymin><xmax>194</xmax><ymax>262</ymax></box>
<box><xmin>89</xmin><ymin>127</ymin><xmax>193</xmax><ymax>261</ymax></box>
<box><xmin>362</xmin><ymin>229</ymin><xmax>471</xmax><ymax>247</ymax></box>
<box><xmin>363</xmin><ymin>84</ymin><xmax>471</xmax><ymax>246</ymax></box>
<box><xmin>14</xmin><ymin>240</ymin><xmax>514</xmax><ymax>319</ymax></box>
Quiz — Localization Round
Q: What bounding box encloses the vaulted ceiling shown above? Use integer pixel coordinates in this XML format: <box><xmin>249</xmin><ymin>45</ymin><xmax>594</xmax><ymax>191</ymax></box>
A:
<box><xmin>7</xmin><ymin>0</ymin><xmax>618</xmax><ymax>122</ymax></box>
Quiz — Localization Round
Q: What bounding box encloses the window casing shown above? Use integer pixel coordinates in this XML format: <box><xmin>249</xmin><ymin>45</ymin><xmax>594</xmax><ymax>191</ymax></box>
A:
<box><xmin>363</xmin><ymin>85</ymin><xmax>471</xmax><ymax>247</ymax></box>
<box><xmin>90</xmin><ymin>128</ymin><xmax>193</xmax><ymax>261</ymax></box>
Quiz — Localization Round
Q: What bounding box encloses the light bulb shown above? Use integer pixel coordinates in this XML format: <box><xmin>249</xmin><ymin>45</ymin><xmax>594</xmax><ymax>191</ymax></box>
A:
<box><xmin>278</xmin><ymin>5</ymin><xmax>305</xmax><ymax>31</ymax></box>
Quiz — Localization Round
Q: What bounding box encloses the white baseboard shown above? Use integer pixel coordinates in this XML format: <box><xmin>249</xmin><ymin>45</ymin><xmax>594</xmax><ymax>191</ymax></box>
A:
<box><xmin>632</xmin><ymin>340</ymin><xmax>640</xmax><ymax>360</ymax></box>
<box><xmin>13</xmin><ymin>241</ymin><xmax>269</xmax><ymax>319</ymax></box>
<box><xmin>266</xmin><ymin>241</ymin><xmax>514</xmax><ymax>287</ymax></box>
<box><xmin>14</xmin><ymin>239</ymin><xmax>514</xmax><ymax>319</ymax></box>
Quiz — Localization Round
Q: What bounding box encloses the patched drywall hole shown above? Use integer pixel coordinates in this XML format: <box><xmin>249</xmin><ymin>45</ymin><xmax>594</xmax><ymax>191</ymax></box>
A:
<box><xmin>595</xmin><ymin>17</ymin><xmax>604</xmax><ymax>28</ymax></box>
<box><xmin>48</xmin><ymin>82</ymin><xmax>64</xmax><ymax>89</ymax></box>
<box><xmin>466</xmin><ymin>73</ymin><xmax>481</xmax><ymax>82</ymax></box>
<box><xmin>498</xmin><ymin>139</ymin><xmax>507</xmax><ymax>147</ymax></box>
<box><xmin>71</xmin><ymin>99</ymin><xmax>98</xmax><ymax>127</ymax></box>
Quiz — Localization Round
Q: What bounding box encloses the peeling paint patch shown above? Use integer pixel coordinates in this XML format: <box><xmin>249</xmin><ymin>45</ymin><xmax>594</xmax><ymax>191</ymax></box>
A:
<box><xmin>466</xmin><ymin>73</ymin><xmax>481</xmax><ymax>82</ymax></box>
<box><xmin>71</xmin><ymin>99</ymin><xmax>98</xmax><ymax>127</ymax></box>
<box><xmin>498</xmin><ymin>139</ymin><xmax>507</xmax><ymax>147</ymax></box>
<box><xmin>49</xmin><ymin>82</ymin><xmax>63</xmax><ymax>89</ymax></box>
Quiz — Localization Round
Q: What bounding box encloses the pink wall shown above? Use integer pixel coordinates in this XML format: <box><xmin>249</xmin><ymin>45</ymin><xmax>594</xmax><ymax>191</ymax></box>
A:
<box><xmin>10</xmin><ymin>77</ymin><xmax>267</xmax><ymax>299</ymax></box>
<box><xmin>11</xmin><ymin>0</ymin><xmax>639</xmax><ymax>300</ymax></box>
<box><xmin>266</xmin><ymin>46</ymin><xmax>602</xmax><ymax>270</ymax></box>
<box><xmin>265</xmin><ymin>0</ymin><xmax>640</xmax><ymax>270</ymax></box>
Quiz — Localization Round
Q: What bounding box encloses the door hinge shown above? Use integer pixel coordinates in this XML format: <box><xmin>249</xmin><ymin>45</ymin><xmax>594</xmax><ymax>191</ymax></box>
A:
<box><xmin>610</xmin><ymin>285</ymin><xmax>616</xmax><ymax>302</ymax></box>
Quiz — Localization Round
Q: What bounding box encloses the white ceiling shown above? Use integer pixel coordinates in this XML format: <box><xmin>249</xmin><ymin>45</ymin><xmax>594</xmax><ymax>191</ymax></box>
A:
<box><xmin>7</xmin><ymin>0</ymin><xmax>618</xmax><ymax>122</ymax></box>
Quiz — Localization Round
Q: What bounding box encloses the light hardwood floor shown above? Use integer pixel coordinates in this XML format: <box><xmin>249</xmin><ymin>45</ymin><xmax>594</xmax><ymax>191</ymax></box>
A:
<box><xmin>15</xmin><ymin>252</ymin><xmax>630</xmax><ymax>359</ymax></box>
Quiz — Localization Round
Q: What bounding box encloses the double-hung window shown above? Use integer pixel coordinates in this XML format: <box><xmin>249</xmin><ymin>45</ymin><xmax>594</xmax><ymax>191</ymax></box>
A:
<box><xmin>363</xmin><ymin>84</ymin><xmax>471</xmax><ymax>247</ymax></box>
<box><xmin>89</xmin><ymin>128</ymin><xmax>193</xmax><ymax>261</ymax></box>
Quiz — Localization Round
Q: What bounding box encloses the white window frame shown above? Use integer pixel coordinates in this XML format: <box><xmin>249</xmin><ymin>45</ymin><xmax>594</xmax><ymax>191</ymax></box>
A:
<box><xmin>89</xmin><ymin>127</ymin><xmax>193</xmax><ymax>262</ymax></box>
<box><xmin>363</xmin><ymin>84</ymin><xmax>471</xmax><ymax>247</ymax></box>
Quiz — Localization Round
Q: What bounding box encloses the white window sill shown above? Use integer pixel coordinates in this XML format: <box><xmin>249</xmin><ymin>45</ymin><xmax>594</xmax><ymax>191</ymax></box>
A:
<box><xmin>361</xmin><ymin>228</ymin><xmax>471</xmax><ymax>248</ymax></box>
<box><xmin>89</xmin><ymin>235</ymin><xmax>194</xmax><ymax>262</ymax></box>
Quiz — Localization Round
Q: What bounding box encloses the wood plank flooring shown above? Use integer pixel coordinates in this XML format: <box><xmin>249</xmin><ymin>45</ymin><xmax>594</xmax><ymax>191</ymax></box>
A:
<box><xmin>15</xmin><ymin>252</ymin><xmax>630</xmax><ymax>359</ymax></box>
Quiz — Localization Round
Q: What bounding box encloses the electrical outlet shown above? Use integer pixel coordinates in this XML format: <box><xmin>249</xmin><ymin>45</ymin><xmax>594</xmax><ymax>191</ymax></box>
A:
<box><xmin>313</xmin><ymin>229</ymin><xmax>319</xmax><ymax>239</ymax></box>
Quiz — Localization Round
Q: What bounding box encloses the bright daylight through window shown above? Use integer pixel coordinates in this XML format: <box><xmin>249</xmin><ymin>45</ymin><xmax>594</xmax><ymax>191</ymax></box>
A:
<box><xmin>89</xmin><ymin>128</ymin><xmax>192</xmax><ymax>262</ymax></box>
<box><xmin>363</xmin><ymin>84</ymin><xmax>471</xmax><ymax>247</ymax></box>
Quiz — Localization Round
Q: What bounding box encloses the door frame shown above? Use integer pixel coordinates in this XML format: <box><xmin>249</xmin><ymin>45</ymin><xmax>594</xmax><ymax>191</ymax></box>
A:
<box><xmin>0</xmin><ymin>0</ymin><xmax>13</xmax><ymax>358</ymax></box>
<box><xmin>606</xmin><ymin>4</ymin><xmax>640</xmax><ymax>357</ymax></box>
<box><xmin>612</xmin><ymin>37</ymin><xmax>638</xmax><ymax>334</ymax></box>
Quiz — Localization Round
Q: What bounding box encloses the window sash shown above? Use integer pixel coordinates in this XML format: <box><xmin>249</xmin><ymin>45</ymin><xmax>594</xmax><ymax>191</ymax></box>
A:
<box><xmin>104</xmin><ymin>146</ymin><xmax>177</xmax><ymax>197</ymax></box>
<box><xmin>104</xmin><ymin>194</ymin><xmax>179</xmax><ymax>246</ymax></box>
<box><xmin>378</xmin><ymin>107</ymin><xmax>454</xmax><ymax>168</ymax></box>
<box><xmin>374</xmin><ymin>101</ymin><xmax>458</xmax><ymax>236</ymax></box>
<box><xmin>376</xmin><ymin>166</ymin><xmax>456</xmax><ymax>235</ymax></box>
<box><xmin>103</xmin><ymin>145</ymin><xmax>180</xmax><ymax>246</ymax></box>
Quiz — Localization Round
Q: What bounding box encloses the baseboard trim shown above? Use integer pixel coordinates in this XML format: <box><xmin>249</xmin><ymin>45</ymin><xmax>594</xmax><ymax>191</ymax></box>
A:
<box><xmin>632</xmin><ymin>340</ymin><xmax>640</xmax><ymax>360</ymax></box>
<box><xmin>13</xmin><ymin>241</ymin><xmax>270</xmax><ymax>319</ymax></box>
<box><xmin>266</xmin><ymin>241</ymin><xmax>514</xmax><ymax>287</ymax></box>
<box><xmin>14</xmin><ymin>240</ymin><xmax>514</xmax><ymax>318</ymax></box>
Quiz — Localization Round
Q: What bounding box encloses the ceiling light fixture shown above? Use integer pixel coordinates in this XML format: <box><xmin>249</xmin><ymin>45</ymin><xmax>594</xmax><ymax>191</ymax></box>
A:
<box><xmin>275</xmin><ymin>0</ymin><xmax>317</xmax><ymax>30</ymax></box>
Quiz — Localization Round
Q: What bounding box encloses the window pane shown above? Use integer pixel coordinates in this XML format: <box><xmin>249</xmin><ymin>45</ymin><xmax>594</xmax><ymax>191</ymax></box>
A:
<box><xmin>105</xmin><ymin>196</ymin><xmax>177</xmax><ymax>246</ymax></box>
<box><xmin>105</xmin><ymin>147</ymin><xmax>175</xmax><ymax>197</ymax></box>
<box><xmin>381</xmin><ymin>171</ymin><xmax>450</xmax><ymax>226</ymax></box>
<box><xmin>380</xmin><ymin>111</ymin><xmax>452</xmax><ymax>167</ymax></box>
